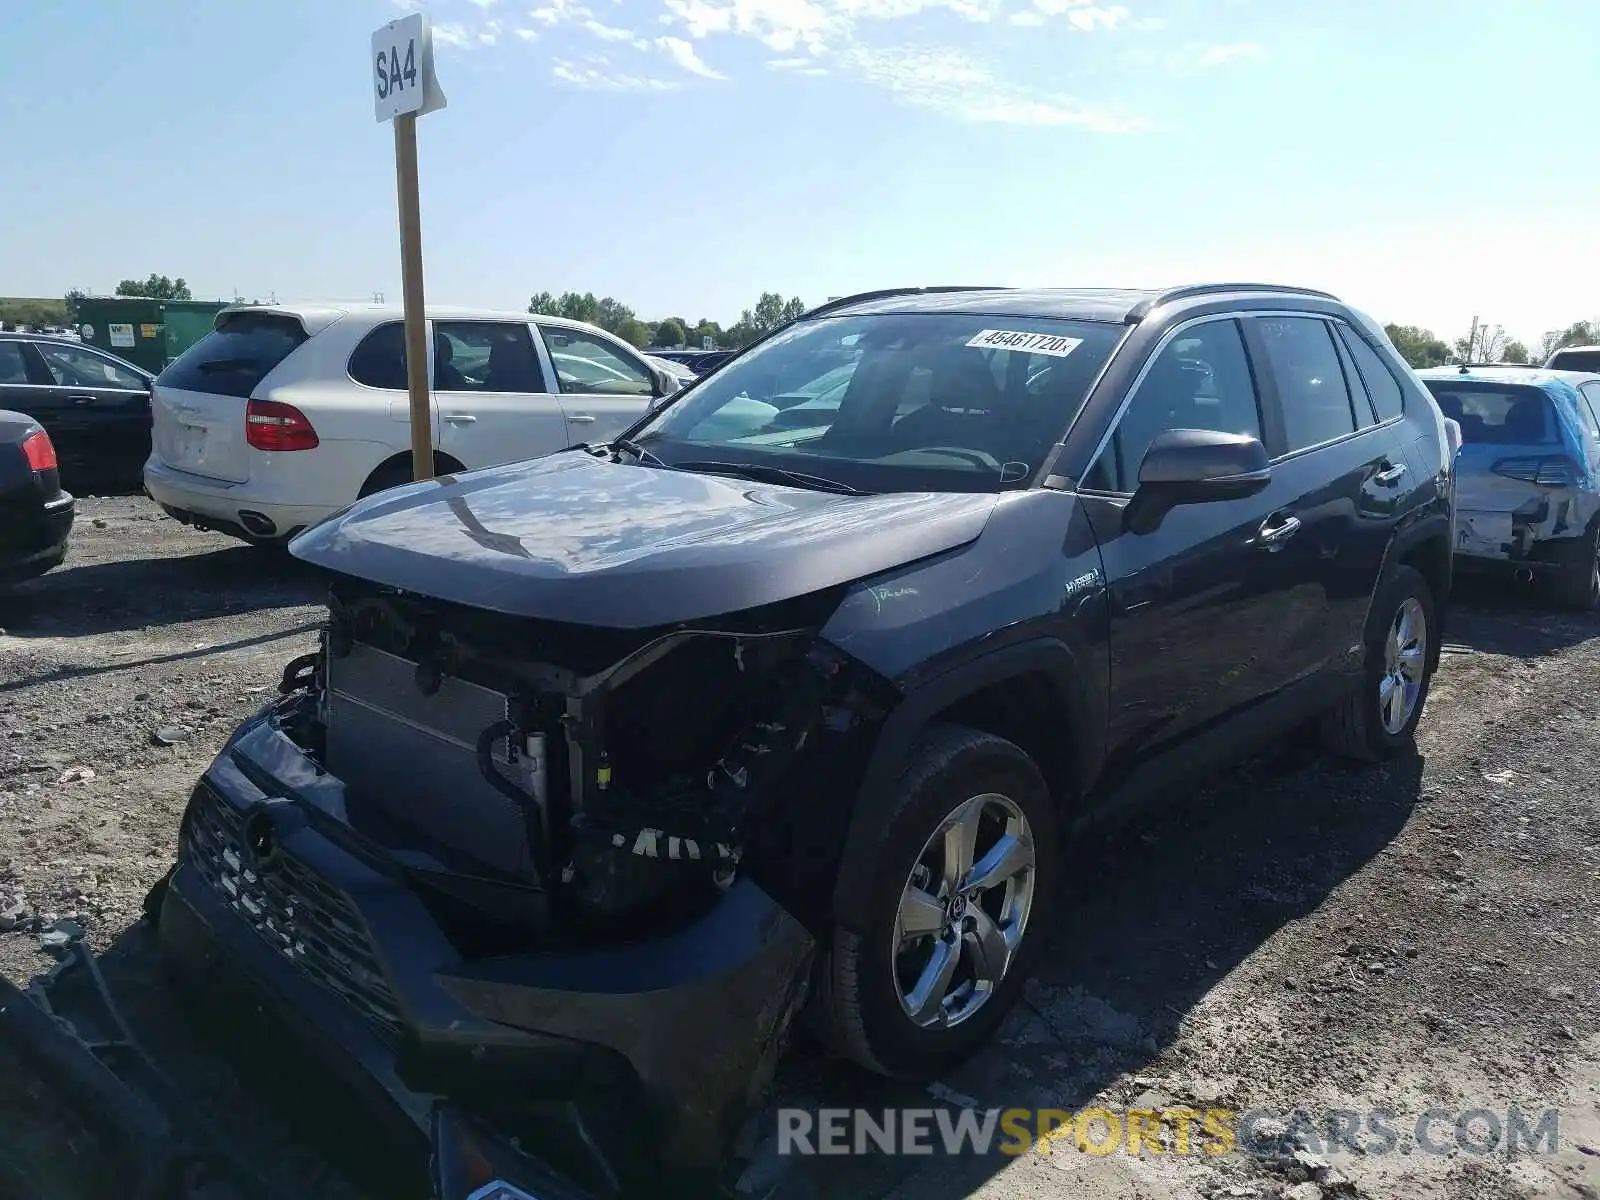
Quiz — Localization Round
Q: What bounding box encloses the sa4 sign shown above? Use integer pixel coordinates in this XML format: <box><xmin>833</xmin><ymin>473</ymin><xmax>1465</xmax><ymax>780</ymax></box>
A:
<box><xmin>372</xmin><ymin>13</ymin><xmax>448</xmax><ymax>122</ymax></box>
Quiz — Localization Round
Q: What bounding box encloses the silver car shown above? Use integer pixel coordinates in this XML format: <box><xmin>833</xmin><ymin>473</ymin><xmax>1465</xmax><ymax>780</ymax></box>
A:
<box><xmin>1419</xmin><ymin>365</ymin><xmax>1600</xmax><ymax>608</ymax></box>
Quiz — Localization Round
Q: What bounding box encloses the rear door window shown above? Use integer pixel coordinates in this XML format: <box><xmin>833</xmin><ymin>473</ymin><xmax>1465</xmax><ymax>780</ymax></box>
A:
<box><xmin>160</xmin><ymin>311</ymin><xmax>308</xmax><ymax>398</ymax></box>
<box><xmin>1338</xmin><ymin>326</ymin><xmax>1406</xmax><ymax>421</ymax></box>
<box><xmin>1420</xmin><ymin>383</ymin><xmax>1558</xmax><ymax>445</ymax></box>
<box><xmin>434</xmin><ymin>321</ymin><xmax>546</xmax><ymax>392</ymax></box>
<box><xmin>1256</xmin><ymin>317</ymin><xmax>1358</xmax><ymax>452</ymax></box>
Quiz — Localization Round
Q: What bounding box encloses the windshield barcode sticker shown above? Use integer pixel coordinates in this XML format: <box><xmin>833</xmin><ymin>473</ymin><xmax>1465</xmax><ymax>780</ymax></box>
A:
<box><xmin>966</xmin><ymin>329</ymin><xmax>1083</xmax><ymax>357</ymax></box>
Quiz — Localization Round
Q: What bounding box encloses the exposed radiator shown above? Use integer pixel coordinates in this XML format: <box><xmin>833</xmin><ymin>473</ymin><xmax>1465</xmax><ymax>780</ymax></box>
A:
<box><xmin>324</xmin><ymin>642</ymin><xmax>542</xmax><ymax>881</ymax></box>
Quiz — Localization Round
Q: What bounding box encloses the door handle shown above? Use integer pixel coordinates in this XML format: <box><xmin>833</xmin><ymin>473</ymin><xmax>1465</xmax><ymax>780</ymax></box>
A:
<box><xmin>1374</xmin><ymin>462</ymin><xmax>1407</xmax><ymax>486</ymax></box>
<box><xmin>568</xmin><ymin>414</ymin><xmax>596</xmax><ymax>424</ymax></box>
<box><xmin>66</xmin><ymin>395</ymin><xmax>95</xmax><ymax>405</ymax></box>
<box><xmin>1254</xmin><ymin>514</ymin><xmax>1302</xmax><ymax>551</ymax></box>
<box><xmin>442</xmin><ymin>413</ymin><xmax>477</xmax><ymax>424</ymax></box>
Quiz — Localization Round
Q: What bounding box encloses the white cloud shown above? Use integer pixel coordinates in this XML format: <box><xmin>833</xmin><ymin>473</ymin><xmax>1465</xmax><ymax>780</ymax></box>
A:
<box><xmin>583</xmin><ymin>17</ymin><xmax>639</xmax><ymax>38</ymax></box>
<box><xmin>846</xmin><ymin>45</ymin><xmax>1147</xmax><ymax>130</ymax></box>
<box><xmin>552</xmin><ymin>55</ymin><xmax>682</xmax><ymax>88</ymax></box>
<box><xmin>467</xmin><ymin>0</ymin><xmax>500</xmax><ymax>7</ymax></box>
<box><xmin>1027</xmin><ymin>0</ymin><xmax>1129</xmax><ymax>29</ymax></box>
<box><xmin>432</xmin><ymin>21</ymin><xmax>476</xmax><ymax>47</ymax></box>
<box><xmin>657</xmin><ymin>35</ymin><xmax>728</xmax><ymax>77</ymax></box>
<box><xmin>515</xmin><ymin>26</ymin><xmax>540</xmax><ymax>39</ymax></box>
<box><xmin>1197</xmin><ymin>41</ymin><xmax>1265</xmax><ymax>67</ymax></box>
<box><xmin>530</xmin><ymin>0</ymin><xmax>594</xmax><ymax>24</ymax></box>
<box><xmin>663</xmin><ymin>0</ymin><xmax>835</xmax><ymax>52</ymax></box>
<box><xmin>1008</xmin><ymin>10</ymin><xmax>1045</xmax><ymax>25</ymax></box>
<box><xmin>767</xmin><ymin>55</ymin><xmax>830</xmax><ymax>73</ymax></box>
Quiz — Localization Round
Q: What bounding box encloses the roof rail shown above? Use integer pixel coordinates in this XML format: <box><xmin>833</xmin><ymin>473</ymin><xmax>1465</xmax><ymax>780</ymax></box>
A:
<box><xmin>1126</xmin><ymin>282</ymin><xmax>1341</xmax><ymax>323</ymax></box>
<box><xmin>800</xmin><ymin>285</ymin><xmax>1008</xmax><ymax>321</ymax></box>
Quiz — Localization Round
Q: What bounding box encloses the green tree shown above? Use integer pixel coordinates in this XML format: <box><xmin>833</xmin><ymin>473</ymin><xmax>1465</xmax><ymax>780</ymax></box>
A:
<box><xmin>690</xmin><ymin>319</ymin><xmax>723</xmax><ymax>348</ymax></box>
<box><xmin>1453</xmin><ymin>322</ymin><xmax>1508</xmax><ymax>365</ymax></box>
<box><xmin>527</xmin><ymin>291</ymin><xmax>560</xmax><ymax>315</ymax></box>
<box><xmin>1501</xmin><ymin>340</ymin><xmax>1530</xmax><ymax>364</ymax></box>
<box><xmin>556</xmin><ymin>291</ymin><xmax>601</xmax><ymax>325</ymax></box>
<box><xmin>715</xmin><ymin>320</ymin><xmax>749</xmax><ymax>349</ymax></box>
<box><xmin>652</xmin><ymin>317</ymin><xmax>686</xmax><ymax>347</ymax></box>
<box><xmin>615</xmin><ymin>317</ymin><xmax>651</xmax><ymax>349</ymax></box>
<box><xmin>114</xmin><ymin>274</ymin><xmax>191</xmax><ymax>300</ymax></box>
<box><xmin>781</xmin><ymin>296</ymin><xmax>808</xmax><ymax>323</ymax></box>
<box><xmin>595</xmin><ymin>297</ymin><xmax>635</xmax><ymax>334</ymax></box>
<box><xmin>1539</xmin><ymin>320</ymin><xmax>1596</xmax><ymax>363</ymax></box>
<box><xmin>749</xmin><ymin>292</ymin><xmax>787</xmax><ymax>335</ymax></box>
<box><xmin>1384</xmin><ymin>324</ymin><xmax>1451</xmax><ymax>369</ymax></box>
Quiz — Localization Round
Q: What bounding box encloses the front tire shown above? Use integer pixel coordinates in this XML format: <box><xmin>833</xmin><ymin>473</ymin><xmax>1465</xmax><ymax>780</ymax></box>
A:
<box><xmin>1322</xmin><ymin>564</ymin><xmax>1436</xmax><ymax>762</ymax></box>
<box><xmin>809</xmin><ymin>724</ymin><xmax>1059</xmax><ymax>1079</ymax></box>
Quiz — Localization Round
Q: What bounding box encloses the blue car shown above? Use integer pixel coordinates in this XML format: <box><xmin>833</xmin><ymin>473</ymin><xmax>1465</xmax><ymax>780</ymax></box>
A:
<box><xmin>1419</xmin><ymin>365</ymin><xmax>1600</xmax><ymax>608</ymax></box>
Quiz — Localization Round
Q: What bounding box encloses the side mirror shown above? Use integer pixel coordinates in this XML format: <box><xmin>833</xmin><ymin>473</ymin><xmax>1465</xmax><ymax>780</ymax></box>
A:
<box><xmin>649</xmin><ymin>366</ymin><xmax>679</xmax><ymax>398</ymax></box>
<box><xmin>1124</xmin><ymin>428</ymin><xmax>1271</xmax><ymax>535</ymax></box>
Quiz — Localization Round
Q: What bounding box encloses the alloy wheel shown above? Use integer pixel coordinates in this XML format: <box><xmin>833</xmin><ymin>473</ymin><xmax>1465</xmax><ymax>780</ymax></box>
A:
<box><xmin>891</xmin><ymin>793</ymin><xmax>1037</xmax><ymax>1029</ymax></box>
<box><xmin>1379</xmin><ymin>596</ymin><xmax>1428</xmax><ymax>735</ymax></box>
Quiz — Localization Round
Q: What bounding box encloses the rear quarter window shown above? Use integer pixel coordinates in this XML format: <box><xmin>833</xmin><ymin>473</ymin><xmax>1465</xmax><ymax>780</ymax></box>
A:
<box><xmin>158</xmin><ymin>311</ymin><xmax>309</xmax><ymax>398</ymax></box>
<box><xmin>1338</xmin><ymin>326</ymin><xmax>1406</xmax><ymax>421</ymax></box>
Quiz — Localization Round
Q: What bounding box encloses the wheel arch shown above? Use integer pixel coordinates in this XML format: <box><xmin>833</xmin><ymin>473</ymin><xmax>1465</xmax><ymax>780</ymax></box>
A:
<box><xmin>358</xmin><ymin>449</ymin><xmax>467</xmax><ymax>497</ymax></box>
<box><xmin>831</xmin><ymin>638</ymin><xmax>1102</xmax><ymax>930</ymax></box>
<box><xmin>1376</xmin><ymin>512</ymin><xmax>1452</xmax><ymax>668</ymax></box>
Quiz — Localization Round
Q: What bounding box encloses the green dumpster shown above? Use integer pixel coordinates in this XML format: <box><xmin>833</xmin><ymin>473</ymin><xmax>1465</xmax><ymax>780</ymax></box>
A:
<box><xmin>71</xmin><ymin>297</ymin><xmax>231</xmax><ymax>375</ymax></box>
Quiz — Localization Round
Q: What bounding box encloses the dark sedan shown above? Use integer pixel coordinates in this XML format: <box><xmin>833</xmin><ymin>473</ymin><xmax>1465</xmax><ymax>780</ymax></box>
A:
<box><xmin>0</xmin><ymin>411</ymin><xmax>74</xmax><ymax>584</ymax></box>
<box><xmin>0</xmin><ymin>333</ymin><xmax>153</xmax><ymax>490</ymax></box>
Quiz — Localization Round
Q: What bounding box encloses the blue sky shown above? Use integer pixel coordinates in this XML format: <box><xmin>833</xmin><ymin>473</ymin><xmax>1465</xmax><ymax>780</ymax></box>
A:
<box><xmin>2</xmin><ymin>0</ymin><xmax>1595</xmax><ymax>346</ymax></box>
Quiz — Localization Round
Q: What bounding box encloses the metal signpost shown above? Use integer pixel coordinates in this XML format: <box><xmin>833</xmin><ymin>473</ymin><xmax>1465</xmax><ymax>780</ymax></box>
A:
<box><xmin>372</xmin><ymin>13</ymin><xmax>447</xmax><ymax>482</ymax></box>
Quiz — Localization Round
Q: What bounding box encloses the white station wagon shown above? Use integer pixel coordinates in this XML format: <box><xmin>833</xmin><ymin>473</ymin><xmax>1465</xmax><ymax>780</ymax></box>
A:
<box><xmin>142</xmin><ymin>304</ymin><xmax>682</xmax><ymax>545</ymax></box>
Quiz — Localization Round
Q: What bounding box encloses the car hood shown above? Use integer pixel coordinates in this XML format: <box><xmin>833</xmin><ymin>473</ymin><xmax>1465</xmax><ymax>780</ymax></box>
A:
<box><xmin>289</xmin><ymin>452</ymin><xmax>999</xmax><ymax>627</ymax></box>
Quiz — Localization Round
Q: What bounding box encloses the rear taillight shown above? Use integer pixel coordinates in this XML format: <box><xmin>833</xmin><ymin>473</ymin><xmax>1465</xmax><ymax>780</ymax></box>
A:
<box><xmin>245</xmin><ymin>398</ymin><xmax>319</xmax><ymax>451</ymax></box>
<box><xmin>1491</xmin><ymin>455</ymin><xmax>1582</xmax><ymax>487</ymax></box>
<box><xmin>20</xmin><ymin>428</ymin><xmax>58</xmax><ymax>473</ymax></box>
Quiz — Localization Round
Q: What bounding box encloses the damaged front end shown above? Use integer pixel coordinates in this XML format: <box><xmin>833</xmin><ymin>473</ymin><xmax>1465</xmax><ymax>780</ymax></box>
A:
<box><xmin>155</xmin><ymin>573</ymin><xmax>894</xmax><ymax>1196</ymax></box>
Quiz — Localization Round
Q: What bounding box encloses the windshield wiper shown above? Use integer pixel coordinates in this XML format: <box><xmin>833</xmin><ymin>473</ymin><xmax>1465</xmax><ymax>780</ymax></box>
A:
<box><xmin>676</xmin><ymin>460</ymin><xmax>865</xmax><ymax>496</ymax></box>
<box><xmin>612</xmin><ymin>438</ymin><xmax>668</xmax><ymax>468</ymax></box>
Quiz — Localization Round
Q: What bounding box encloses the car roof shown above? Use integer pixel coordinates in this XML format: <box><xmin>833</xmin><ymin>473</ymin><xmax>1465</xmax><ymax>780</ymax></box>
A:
<box><xmin>808</xmin><ymin>282</ymin><xmax>1344</xmax><ymax>324</ymax></box>
<box><xmin>1548</xmin><ymin>344</ymin><xmax>1600</xmax><ymax>355</ymax></box>
<box><xmin>0</xmin><ymin>331</ymin><xmax>152</xmax><ymax>373</ymax></box>
<box><xmin>215</xmin><ymin>302</ymin><xmax>620</xmax><ymax>339</ymax></box>
<box><xmin>1417</xmin><ymin>366</ymin><xmax>1600</xmax><ymax>389</ymax></box>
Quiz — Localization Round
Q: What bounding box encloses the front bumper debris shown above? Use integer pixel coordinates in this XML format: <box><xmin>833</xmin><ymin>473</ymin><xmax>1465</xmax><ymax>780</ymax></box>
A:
<box><xmin>155</xmin><ymin>708</ymin><xmax>817</xmax><ymax>1195</ymax></box>
<box><xmin>0</xmin><ymin>929</ymin><xmax>290</xmax><ymax>1200</ymax></box>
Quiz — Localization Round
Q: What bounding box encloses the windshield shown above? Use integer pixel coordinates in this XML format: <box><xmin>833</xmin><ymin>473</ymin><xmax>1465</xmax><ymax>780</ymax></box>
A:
<box><xmin>630</xmin><ymin>312</ymin><xmax>1123</xmax><ymax>493</ymax></box>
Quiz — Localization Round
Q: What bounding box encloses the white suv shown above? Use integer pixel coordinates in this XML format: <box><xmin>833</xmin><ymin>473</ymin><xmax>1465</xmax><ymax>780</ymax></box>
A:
<box><xmin>142</xmin><ymin>304</ymin><xmax>680</xmax><ymax>544</ymax></box>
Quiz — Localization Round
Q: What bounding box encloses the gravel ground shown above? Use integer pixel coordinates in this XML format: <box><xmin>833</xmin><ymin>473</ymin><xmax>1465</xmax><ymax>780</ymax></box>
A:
<box><xmin>1</xmin><ymin>496</ymin><xmax>1597</xmax><ymax>1200</ymax></box>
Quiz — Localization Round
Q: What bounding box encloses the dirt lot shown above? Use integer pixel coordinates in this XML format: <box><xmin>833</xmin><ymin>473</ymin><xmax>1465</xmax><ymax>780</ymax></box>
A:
<box><xmin>1</xmin><ymin>496</ymin><xmax>1598</xmax><ymax>1200</ymax></box>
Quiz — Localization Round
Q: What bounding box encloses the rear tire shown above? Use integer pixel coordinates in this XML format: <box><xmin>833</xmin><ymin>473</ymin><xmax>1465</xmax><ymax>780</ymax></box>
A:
<box><xmin>808</xmin><ymin>723</ymin><xmax>1059</xmax><ymax>1080</ymax></box>
<box><xmin>1322</xmin><ymin>564</ymin><xmax>1435</xmax><ymax>762</ymax></box>
<box><xmin>1550</xmin><ymin>526</ymin><xmax>1600</xmax><ymax>611</ymax></box>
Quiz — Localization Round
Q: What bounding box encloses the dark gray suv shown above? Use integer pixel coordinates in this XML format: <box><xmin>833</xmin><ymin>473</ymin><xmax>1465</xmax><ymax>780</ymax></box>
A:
<box><xmin>150</xmin><ymin>283</ymin><xmax>1455</xmax><ymax>1195</ymax></box>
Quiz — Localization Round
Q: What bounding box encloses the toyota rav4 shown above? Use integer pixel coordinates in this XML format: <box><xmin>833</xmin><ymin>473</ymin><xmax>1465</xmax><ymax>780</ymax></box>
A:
<box><xmin>149</xmin><ymin>283</ymin><xmax>1455</xmax><ymax>1196</ymax></box>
